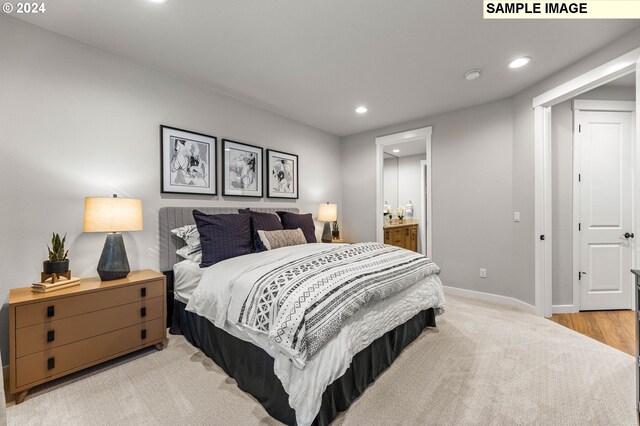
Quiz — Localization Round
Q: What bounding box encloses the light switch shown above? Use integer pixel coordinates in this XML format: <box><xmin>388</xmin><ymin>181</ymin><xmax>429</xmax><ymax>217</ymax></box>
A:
<box><xmin>514</xmin><ymin>212</ymin><xmax>520</xmax><ymax>222</ymax></box>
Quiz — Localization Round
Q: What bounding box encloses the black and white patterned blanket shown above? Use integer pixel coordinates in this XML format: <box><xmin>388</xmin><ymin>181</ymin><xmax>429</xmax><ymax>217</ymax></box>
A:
<box><xmin>238</xmin><ymin>242</ymin><xmax>440</xmax><ymax>365</ymax></box>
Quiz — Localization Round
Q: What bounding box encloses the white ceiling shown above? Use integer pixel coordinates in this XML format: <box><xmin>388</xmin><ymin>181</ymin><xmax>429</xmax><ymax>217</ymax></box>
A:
<box><xmin>14</xmin><ymin>1</ymin><xmax>640</xmax><ymax>136</ymax></box>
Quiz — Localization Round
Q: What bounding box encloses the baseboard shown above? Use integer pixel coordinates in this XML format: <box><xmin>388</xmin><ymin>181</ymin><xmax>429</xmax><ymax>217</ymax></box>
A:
<box><xmin>443</xmin><ymin>285</ymin><xmax>536</xmax><ymax>314</ymax></box>
<box><xmin>552</xmin><ymin>304</ymin><xmax>578</xmax><ymax>314</ymax></box>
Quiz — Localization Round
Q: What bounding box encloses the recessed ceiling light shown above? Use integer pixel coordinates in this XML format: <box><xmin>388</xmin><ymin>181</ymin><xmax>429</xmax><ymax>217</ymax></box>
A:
<box><xmin>464</xmin><ymin>69</ymin><xmax>481</xmax><ymax>81</ymax></box>
<box><xmin>392</xmin><ymin>149</ymin><xmax>400</xmax><ymax>153</ymax></box>
<box><xmin>355</xmin><ymin>106</ymin><xmax>368</xmax><ymax>114</ymax></box>
<box><xmin>508</xmin><ymin>57</ymin><xmax>531</xmax><ymax>69</ymax></box>
<box><xmin>148</xmin><ymin>0</ymin><xmax>168</xmax><ymax>4</ymax></box>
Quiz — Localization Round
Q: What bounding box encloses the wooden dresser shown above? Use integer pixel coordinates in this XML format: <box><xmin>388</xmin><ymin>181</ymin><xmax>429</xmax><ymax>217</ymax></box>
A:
<box><xmin>9</xmin><ymin>269</ymin><xmax>167</xmax><ymax>404</ymax></box>
<box><xmin>384</xmin><ymin>219</ymin><xmax>419</xmax><ymax>252</ymax></box>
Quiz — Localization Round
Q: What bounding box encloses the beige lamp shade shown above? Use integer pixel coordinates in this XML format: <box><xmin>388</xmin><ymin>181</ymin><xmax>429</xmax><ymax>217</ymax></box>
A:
<box><xmin>318</xmin><ymin>203</ymin><xmax>337</xmax><ymax>222</ymax></box>
<box><xmin>83</xmin><ymin>197</ymin><xmax>143</xmax><ymax>233</ymax></box>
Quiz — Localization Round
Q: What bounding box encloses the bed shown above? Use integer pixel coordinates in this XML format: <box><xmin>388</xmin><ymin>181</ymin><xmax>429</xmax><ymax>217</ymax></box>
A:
<box><xmin>160</xmin><ymin>207</ymin><xmax>445</xmax><ymax>426</ymax></box>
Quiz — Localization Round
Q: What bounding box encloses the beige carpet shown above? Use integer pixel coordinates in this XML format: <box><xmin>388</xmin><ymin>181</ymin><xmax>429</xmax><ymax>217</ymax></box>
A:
<box><xmin>6</xmin><ymin>295</ymin><xmax>636</xmax><ymax>425</ymax></box>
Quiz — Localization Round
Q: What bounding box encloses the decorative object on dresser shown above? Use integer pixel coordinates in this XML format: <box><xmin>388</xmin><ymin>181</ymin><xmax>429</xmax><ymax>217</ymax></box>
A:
<box><xmin>32</xmin><ymin>276</ymin><xmax>81</xmax><ymax>293</ymax></box>
<box><xmin>160</xmin><ymin>125</ymin><xmax>217</xmax><ymax>195</ymax></box>
<box><xmin>83</xmin><ymin>195</ymin><xmax>143</xmax><ymax>281</ymax></box>
<box><xmin>318</xmin><ymin>202</ymin><xmax>337</xmax><ymax>243</ymax></box>
<box><xmin>42</xmin><ymin>233</ymin><xmax>70</xmax><ymax>283</ymax></box>
<box><xmin>384</xmin><ymin>219</ymin><xmax>419</xmax><ymax>252</ymax></box>
<box><xmin>405</xmin><ymin>200</ymin><xmax>414</xmax><ymax>218</ymax></box>
<box><xmin>396</xmin><ymin>206</ymin><xmax>405</xmax><ymax>223</ymax></box>
<box><xmin>383</xmin><ymin>201</ymin><xmax>392</xmax><ymax>224</ymax></box>
<box><xmin>9</xmin><ymin>269</ymin><xmax>167</xmax><ymax>404</ymax></box>
<box><xmin>332</xmin><ymin>221</ymin><xmax>340</xmax><ymax>240</ymax></box>
<box><xmin>222</xmin><ymin>139</ymin><xmax>263</xmax><ymax>197</ymax></box>
<box><xmin>266</xmin><ymin>149</ymin><xmax>298</xmax><ymax>199</ymax></box>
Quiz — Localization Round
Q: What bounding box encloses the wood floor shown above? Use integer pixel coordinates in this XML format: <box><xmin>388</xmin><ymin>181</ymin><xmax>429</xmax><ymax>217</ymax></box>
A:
<box><xmin>550</xmin><ymin>310</ymin><xmax>636</xmax><ymax>356</ymax></box>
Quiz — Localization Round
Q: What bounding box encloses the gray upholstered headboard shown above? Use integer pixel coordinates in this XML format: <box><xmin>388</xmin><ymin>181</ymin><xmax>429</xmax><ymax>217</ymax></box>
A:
<box><xmin>159</xmin><ymin>207</ymin><xmax>300</xmax><ymax>272</ymax></box>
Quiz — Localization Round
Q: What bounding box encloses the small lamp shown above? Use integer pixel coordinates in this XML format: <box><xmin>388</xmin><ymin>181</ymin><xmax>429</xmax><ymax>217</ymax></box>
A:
<box><xmin>83</xmin><ymin>194</ymin><xmax>143</xmax><ymax>281</ymax></box>
<box><xmin>318</xmin><ymin>202</ymin><xmax>337</xmax><ymax>243</ymax></box>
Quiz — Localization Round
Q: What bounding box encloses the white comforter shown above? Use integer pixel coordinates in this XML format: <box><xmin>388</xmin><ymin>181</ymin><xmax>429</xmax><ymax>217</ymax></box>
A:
<box><xmin>186</xmin><ymin>243</ymin><xmax>445</xmax><ymax>425</ymax></box>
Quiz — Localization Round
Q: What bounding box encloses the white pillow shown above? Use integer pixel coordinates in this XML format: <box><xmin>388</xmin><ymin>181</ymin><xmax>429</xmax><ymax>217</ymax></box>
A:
<box><xmin>176</xmin><ymin>245</ymin><xmax>202</xmax><ymax>263</ymax></box>
<box><xmin>171</xmin><ymin>224</ymin><xmax>202</xmax><ymax>262</ymax></box>
<box><xmin>171</xmin><ymin>224</ymin><xmax>201</xmax><ymax>248</ymax></box>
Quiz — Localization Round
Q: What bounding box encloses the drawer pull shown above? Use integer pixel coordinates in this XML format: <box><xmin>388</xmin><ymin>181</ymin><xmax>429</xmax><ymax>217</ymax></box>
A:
<box><xmin>140</xmin><ymin>307</ymin><xmax>147</xmax><ymax>318</ymax></box>
<box><xmin>141</xmin><ymin>329</ymin><xmax>147</xmax><ymax>339</ymax></box>
<box><xmin>47</xmin><ymin>330</ymin><xmax>55</xmax><ymax>343</ymax></box>
<box><xmin>47</xmin><ymin>305</ymin><xmax>55</xmax><ymax>318</ymax></box>
<box><xmin>141</xmin><ymin>287</ymin><xmax>147</xmax><ymax>298</ymax></box>
<box><xmin>47</xmin><ymin>357</ymin><xmax>55</xmax><ymax>370</ymax></box>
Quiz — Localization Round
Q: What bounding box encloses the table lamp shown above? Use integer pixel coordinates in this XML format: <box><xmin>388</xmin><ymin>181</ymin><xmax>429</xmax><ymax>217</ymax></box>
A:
<box><xmin>83</xmin><ymin>195</ymin><xmax>143</xmax><ymax>281</ymax></box>
<box><xmin>318</xmin><ymin>202</ymin><xmax>337</xmax><ymax>243</ymax></box>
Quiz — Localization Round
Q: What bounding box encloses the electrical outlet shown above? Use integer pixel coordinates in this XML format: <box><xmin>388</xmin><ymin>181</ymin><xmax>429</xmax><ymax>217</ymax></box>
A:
<box><xmin>514</xmin><ymin>212</ymin><xmax>520</xmax><ymax>222</ymax></box>
<box><xmin>480</xmin><ymin>268</ymin><xmax>487</xmax><ymax>278</ymax></box>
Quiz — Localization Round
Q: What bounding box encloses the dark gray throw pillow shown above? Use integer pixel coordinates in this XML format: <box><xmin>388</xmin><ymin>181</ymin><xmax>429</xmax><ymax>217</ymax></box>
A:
<box><xmin>238</xmin><ymin>209</ymin><xmax>284</xmax><ymax>252</ymax></box>
<box><xmin>276</xmin><ymin>211</ymin><xmax>317</xmax><ymax>243</ymax></box>
<box><xmin>192</xmin><ymin>210</ymin><xmax>252</xmax><ymax>268</ymax></box>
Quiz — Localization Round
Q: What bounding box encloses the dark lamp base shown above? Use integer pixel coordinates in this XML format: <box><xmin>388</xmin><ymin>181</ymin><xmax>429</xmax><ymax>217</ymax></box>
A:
<box><xmin>321</xmin><ymin>221</ymin><xmax>333</xmax><ymax>243</ymax></box>
<box><xmin>97</xmin><ymin>233</ymin><xmax>130</xmax><ymax>281</ymax></box>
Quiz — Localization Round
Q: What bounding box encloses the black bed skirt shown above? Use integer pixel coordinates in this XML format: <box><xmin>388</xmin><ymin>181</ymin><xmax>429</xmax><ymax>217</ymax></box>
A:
<box><xmin>170</xmin><ymin>300</ymin><xmax>436</xmax><ymax>426</ymax></box>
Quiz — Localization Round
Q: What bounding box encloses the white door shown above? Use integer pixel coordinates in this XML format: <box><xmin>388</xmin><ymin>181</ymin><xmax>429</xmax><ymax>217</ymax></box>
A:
<box><xmin>578</xmin><ymin>110</ymin><xmax>633</xmax><ymax>311</ymax></box>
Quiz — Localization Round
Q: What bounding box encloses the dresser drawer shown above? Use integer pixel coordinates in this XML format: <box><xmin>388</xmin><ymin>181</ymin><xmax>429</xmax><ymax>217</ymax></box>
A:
<box><xmin>15</xmin><ymin>280</ymin><xmax>164</xmax><ymax>328</ymax></box>
<box><xmin>15</xmin><ymin>317</ymin><xmax>165</xmax><ymax>388</ymax></box>
<box><xmin>15</xmin><ymin>296</ymin><xmax>164</xmax><ymax>358</ymax></box>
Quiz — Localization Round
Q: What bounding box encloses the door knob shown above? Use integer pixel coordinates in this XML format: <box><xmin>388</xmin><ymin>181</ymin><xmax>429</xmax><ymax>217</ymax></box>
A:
<box><xmin>624</xmin><ymin>232</ymin><xmax>635</xmax><ymax>239</ymax></box>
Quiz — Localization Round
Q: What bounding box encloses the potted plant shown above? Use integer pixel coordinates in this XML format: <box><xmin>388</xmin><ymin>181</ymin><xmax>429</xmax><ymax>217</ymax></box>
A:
<box><xmin>397</xmin><ymin>206</ymin><xmax>405</xmax><ymax>224</ymax></box>
<box><xmin>332</xmin><ymin>221</ymin><xmax>340</xmax><ymax>240</ymax></box>
<box><xmin>43</xmin><ymin>233</ymin><xmax>69</xmax><ymax>274</ymax></box>
<box><xmin>384</xmin><ymin>203</ymin><xmax>392</xmax><ymax>224</ymax></box>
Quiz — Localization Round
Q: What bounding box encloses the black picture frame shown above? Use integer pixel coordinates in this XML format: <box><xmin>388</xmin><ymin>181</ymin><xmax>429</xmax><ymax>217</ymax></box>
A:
<box><xmin>222</xmin><ymin>139</ymin><xmax>264</xmax><ymax>198</ymax></box>
<box><xmin>266</xmin><ymin>149</ymin><xmax>299</xmax><ymax>199</ymax></box>
<box><xmin>160</xmin><ymin>125</ymin><xmax>217</xmax><ymax>196</ymax></box>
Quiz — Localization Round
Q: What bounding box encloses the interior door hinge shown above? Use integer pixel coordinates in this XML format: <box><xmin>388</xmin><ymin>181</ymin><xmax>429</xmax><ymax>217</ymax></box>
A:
<box><xmin>578</xmin><ymin>124</ymin><xmax>582</xmax><ymax>132</ymax></box>
<box><xmin>578</xmin><ymin>174</ymin><xmax>581</xmax><ymax>182</ymax></box>
<box><xmin>578</xmin><ymin>223</ymin><xmax>581</xmax><ymax>231</ymax></box>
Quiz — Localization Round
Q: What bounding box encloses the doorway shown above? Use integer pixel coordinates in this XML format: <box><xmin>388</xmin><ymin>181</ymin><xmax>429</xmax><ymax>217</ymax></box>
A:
<box><xmin>533</xmin><ymin>47</ymin><xmax>640</xmax><ymax>318</ymax></box>
<box><xmin>375</xmin><ymin>127</ymin><xmax>433</xmax><ymax>258</ymax></box>
<box><xmin>574</xmin><ymin>102</ymin><xmax>635</xmax><ymax>311</ymax></box>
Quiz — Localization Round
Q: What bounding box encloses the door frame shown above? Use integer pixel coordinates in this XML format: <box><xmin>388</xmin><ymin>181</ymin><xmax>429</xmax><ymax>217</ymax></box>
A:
<box><xmin>375</xmin><ymin>126</ymin><xmax>433</xmax><ymax>259</ymax></box>
<box><xmin>420</xmin><ymin>159</ymin><xmax>430</xmax><ymax>256</ymax></box>
<box><xmin>570</xmin><ymin>100</ymin><xmax>637</xmax><ymax>312</ymax></box>
<box><xmin>533</xmin><ymin>47</ymin><xmax>640</xmax><ymax>317</ymax></box>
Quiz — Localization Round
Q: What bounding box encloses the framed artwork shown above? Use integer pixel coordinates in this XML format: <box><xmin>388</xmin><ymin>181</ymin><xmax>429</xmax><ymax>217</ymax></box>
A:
<box><xmin>222</xmin><ymin>139</ymin><xmax>263</xmax><ymax>197</ymax></box>
<box><xmin>161</xmin><ymin>125</ymin><xmax>217</xmax><ymax>195</ymax></box>
<box><xmin>266</xmin><ymin>149</ymin><xmax>298</xmax><ymax>199</ymax></box>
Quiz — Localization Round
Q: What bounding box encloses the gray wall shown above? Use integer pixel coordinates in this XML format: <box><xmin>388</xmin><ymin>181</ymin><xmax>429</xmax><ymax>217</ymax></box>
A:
<box><xmin>342</xmin><ymin>99</ymin><xmax>515</xmax><ymax>297</ymax></box>
<box><xmin>551</xmin><ymin>84</ymin><xmax>635</xmax><ymax>306</ymax></box>
<box><xmin>0</xmin><ymin>16</ymin><xmax>342</xmax><ymax>364</ymax></box>
<box><xmin>383</xmin><ymin>158</ymin><xmax>399</xmax><ymax>211</ymax></box>
<box><xmin>342</xmin><ymin>27</ymin><xmax>640</xmax><ymax>306</ymax></box>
